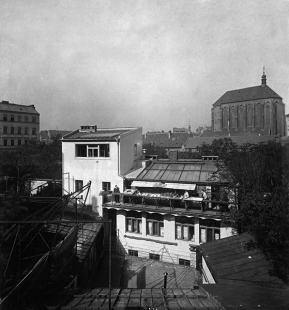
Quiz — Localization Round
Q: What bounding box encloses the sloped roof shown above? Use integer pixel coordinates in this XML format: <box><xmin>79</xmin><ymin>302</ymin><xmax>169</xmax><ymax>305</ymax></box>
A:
<box><xmin>143</xmin><ymin>132</ymin><xmax>189</xmax><ymax>148</ymax></box>
<box><xmin>133</xmin><ymin>160</ymin><xmax>226</xmax><ymax>184</ymax></box>
<box><xmin>198</xmin><ymin>233</ymin><xmax>284</xmax><ymax>287</ymax></box>
<box><xmin>204</xmin><ymin>284</ymin><xmax>289</xmax><ymax>310</ymax></box>
<box><xmin>213</xmin><ymin>85</ymin><xmax>282</xmax><ymax>106</ymax></box>
<box><xmin>63</xmin><ymin>127</ymin><xmax>139</xmax><ymax>141</ymax></box>
<box><xmin>0</xmin><ymin>101</ymin><xmax>39</xmax><ymax>114</ymax></box>
<box><xmin>185</xmin><ymin>135</ymin><xmax>278</xmax><ymax>149</ymax></box>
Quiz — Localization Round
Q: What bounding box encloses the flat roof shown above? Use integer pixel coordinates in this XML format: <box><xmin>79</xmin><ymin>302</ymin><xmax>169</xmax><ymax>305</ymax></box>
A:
<box><xmin>62</xmin><ymin>127</ymin><xmax>140</xmax><ymax>141</ymax></box>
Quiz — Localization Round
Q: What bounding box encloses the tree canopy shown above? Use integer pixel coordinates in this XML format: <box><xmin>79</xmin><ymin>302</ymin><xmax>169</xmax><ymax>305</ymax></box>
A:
<box><xmin>198</xmin><ymin>138</ymin><xmax>289</xmax><ymax>283</ymax></box>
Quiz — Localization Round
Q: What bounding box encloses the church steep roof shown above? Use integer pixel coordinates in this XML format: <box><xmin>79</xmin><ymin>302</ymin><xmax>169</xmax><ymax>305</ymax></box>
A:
<box><xmin>213</xmin><ymin>84</ymin><xmax>282</xmax><ymax>106</ymax></box>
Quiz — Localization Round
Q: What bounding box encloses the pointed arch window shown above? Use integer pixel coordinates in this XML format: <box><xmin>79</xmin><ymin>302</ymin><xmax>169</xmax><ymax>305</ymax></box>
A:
<box><xmin>230</xmin><ymin>107</ymin><xmax>237</xmax><ymax>129</ymax></box>
<box><xmin>223</xmin><ymin>108</ymin><xmax>228</xmax><ymax>129</ymax></box>
<box><xmin>265</xmin><ymin>105</ymin><xmax>270</xmax><ymax>126</ymax></box>
<box><xmin>255</xmin><ymin>104</ymin><xmax>261</xmax><ymax>127</ymax></box>
<box><xmin>238</xmin><ymin>106</ymin><xmax>244</xmax><ymax>128</ymax></box>
<box><xmin>247</xmin><ymin>105</ymin><xmax>253</xmax><ymax>127</ymax></box>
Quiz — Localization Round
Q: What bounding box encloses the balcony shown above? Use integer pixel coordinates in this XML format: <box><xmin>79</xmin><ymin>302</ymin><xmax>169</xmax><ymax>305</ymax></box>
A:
<box><xmin>102</xmin><ymin>192</ymin><xmax>233</xmax><ymax>219</ymax></box>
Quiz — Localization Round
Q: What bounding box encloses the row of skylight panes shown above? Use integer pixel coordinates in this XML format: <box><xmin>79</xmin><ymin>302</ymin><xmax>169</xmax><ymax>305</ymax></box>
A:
<box><xmin>137</xmin><ymin>169</ymin><xmax>209</xmax><ymax>182</ymax></box>
<box><xmin>151</xmin><ymin>163</ymin><xmax>203</xmax><ymax>171</ymax></box>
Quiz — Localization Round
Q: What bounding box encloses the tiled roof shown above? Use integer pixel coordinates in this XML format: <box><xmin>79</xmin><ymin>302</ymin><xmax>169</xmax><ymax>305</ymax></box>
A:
<box><xmin>0</xmin><ymin>101</ymin><xmax>39</xmax><ymax>114</ymax></box>
<box><xmin>143</xmin><ymin>132</ymin><xmax>189</xmax><ymax>148</ymax></box>
<box><xmin>204</xmin><ymin>284</ymin><xmax>289</xmax><ymax>310</ymax></box>
<box><xmin>185</xmin><ymin>135</ymin><xmax>278</xmax><ymax>149</ymax></box>
<box><xmin>198</xmin><ymin>233</ymin><xmax>284</xmax><ymax>287</ymax></box>
<box><xmin>63</xmin><ymin>127</ymin><xmax>138</xmax><ymax>140</ymax></box>
<box><xmin>213</xmin><ymin>85</ymin><xmax>282</xmax><ymax>106</ymax></box>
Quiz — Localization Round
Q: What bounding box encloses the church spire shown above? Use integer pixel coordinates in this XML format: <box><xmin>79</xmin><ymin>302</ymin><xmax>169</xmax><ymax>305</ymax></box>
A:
<box><xmin>261</xmin><ymin>65</ymin><xmax>267</xmax><ymax>86</ymax></box>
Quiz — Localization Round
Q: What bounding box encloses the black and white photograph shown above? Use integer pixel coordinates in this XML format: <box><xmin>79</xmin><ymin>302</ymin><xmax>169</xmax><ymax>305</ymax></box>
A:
<box><xmin>0</xmin><ymin>1</ymin><xmax>289</xmax><ymax>309</ymax></box>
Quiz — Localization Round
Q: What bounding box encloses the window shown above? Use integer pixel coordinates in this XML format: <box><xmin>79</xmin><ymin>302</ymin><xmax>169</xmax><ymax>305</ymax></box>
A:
<box><xmin>3</xmin><ymin>114</ymin><xmax>7</xmax><ymax>121</ymax></box>
<box><xmin>75</xmin><ymin>180</ymin><xmax>83</xmax><ymax>191</ymax></box>
<box><xmin>128</xmin><ymin>250</ymin><xmax>138</xmax><ymax>257</ymax></box>
<box><xmin>24</xmin><ymin>116</ymin><xmax>28</xmax><ymax>122</ymax></box>
<box><xmin>17</xmin><ymin>115</ymin><xmax>21</xmax><ymax>122</ymax></box>
<box><xmin>18</xmin><ymin>139</ymin><xmax>21</xmax><ymax>145</ymax></box>
<box><xmin>175</xmin><ymin>217</ymin><xmax>195</xmax><ymax>241</ymax></box>
<box><xmin>32</xmin><ymin>128</ymin><xmax>36</xmax><ymax>135</ymax></box>
<box><xmin>11</xmin><ymin>140</ymin><xmax>14</xmax><ymax>146</ymax></box>
<box><xmin>255</xmin><ymin>104</ymin><xmax>261</xmax><ymax>127</ymax></box>
<box><xmin>75</xmin><ymin>144</ymin><xmax>110</xmax><ymax>158</ymax></box>
<box><xmin>223</xmin><ymin>108</ymin><xmax>228</xmax><ymax>129</ymax></box>
<box><xmin>10</xmin><ymin>115</ymin><xmax>14</xmax><ymax>122</ymax></box>
<box><xmin>4</xmin><ymin>139</ymin><xmax>7</xmax><ymax>146</ymax></box>
<box><xmin>11</xmin><ymin>127</ymin><xmax>15</xmax><ymax>134</ymax></box>
<box><xmin>126</xmin><ymin>211</ymin><xmax>142</xmax><ymax>234</ymax></box>
<box><xmin>17</xmin><ymin>127</ymin><xmax>21</xmax><ymax>134</ymax></box>
<box><xmin>199</xmin><ymin>219</ymin><xmax>220</xmax><ymax>243</ymax></box>
<box><xmin>3</xmin><ymin>126</ymin><xmax>8</xmax><ymax>134</ymax></box>
<box><xmin>230</xmin><ymin>107</ymin><xmax>236</xmax><ymax>129</ymax></box>
<box><xmin>247</xmin><ymin>105</ymin><xmax>253</xmax><ymax>127</ymax></box>
<box><xmin>147</xmin><ymin>213</ymin><xmax>164</xmax><ymax>237</ymax></box>
<box><xmin>134</xmin><ymin>144</ymin><xmax>138</xmax><ymax>156</ymax></box>
<box><xmin>32</xmin><ymin>116</ymin><xmax>36</xmax><ymax>123</ymax></box>
<box><xmin>102</xmin><ymin>182</ymin><xmax>111</xmax><ymax>192</ymax></box>
<box><xmin>24</xmin><ymin>127</ymin><xmax>28</xmax><ymax>135</ymax></box>
<box><xmin>238</xmin><ymin>106</ymin><xmax>244</xmax><ymax>128</ymax></box>
<box><xmin>179</xmin><ymin>259</ymin><xmax>190</xmax><ymax>266</ymax></box>
<box><xmin>265</xmin><ymin>105</ymin><xmax>270</xmax><ymax>126</ymax></box>
<box><xmin>149</xmin><ymin>253</ymin><xmax>160</xmax><ymax>261</ymax></box>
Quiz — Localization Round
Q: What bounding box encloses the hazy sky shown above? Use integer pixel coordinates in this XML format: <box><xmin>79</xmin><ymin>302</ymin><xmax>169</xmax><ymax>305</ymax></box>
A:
<box><xmin>0</xmin><ymin>0</ymin><xmax>288</xmax><ymax>133</ymax></box>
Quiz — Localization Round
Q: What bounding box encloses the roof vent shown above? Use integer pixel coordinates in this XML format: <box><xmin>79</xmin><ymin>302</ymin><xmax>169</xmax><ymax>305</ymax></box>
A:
<box><xmin>80</xmin><ymin>125</ymin><xmax>97</xmax><ymax>133</ymax></box>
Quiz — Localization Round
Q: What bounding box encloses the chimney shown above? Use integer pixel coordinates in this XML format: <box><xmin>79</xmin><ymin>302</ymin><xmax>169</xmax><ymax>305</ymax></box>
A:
<box><xmin>168</xmin><ymin>130</ymin><xmax>172</xmax><ymax>139</ymax></box>
<box><xmin>169</xmin><ymin>151</ymin><xmax>178</xmax><ymax>161</ymax></box>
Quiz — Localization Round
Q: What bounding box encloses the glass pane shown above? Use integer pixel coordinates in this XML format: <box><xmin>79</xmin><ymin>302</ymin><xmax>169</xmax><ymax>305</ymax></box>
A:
<box><xmin>183</xmin><ymin>226</ymin><xmax>188</xmax><ymax>239</ymax></box>
<box><xmin>153</xmin><ymin>222</ymin><xmax>158</xmax><ymax>235</ymax></box>
<box><xmin>168</xmin><ymin>164</ymin><xmax>185</xmax><ymax>170</ymax></box>
<box><xmin>207</xmin><ymin>228</ymin><xmax>213</xmax><ymax>242</ymax></box>
<box><xmin>159</xmin><ymin>223</ymin><xmax>164</xmax><ymax>237</ymax></box>
<box><xmin>200</xmin><ymin>228</ymin><xmax>206</xmax><ymax>243</ymax></box>
<box><xmin>214</xmin><ymin>229</ymin><xmax>220</xmax><ymax>240</ymax></box>
<box><xmin>93</xmin><ymin>149</ymin><xmax>99</xmax><ymax>157</ymax></box>
<box><xmin>176</xmin><ymin>225</ymin><xmax>182</xmax><ymax>239</ymax></box>
<box><xmin>189</xmin><ymin>226</ymin><xmax>195</xmax><ymax>241</ymax></box>
<box><xmin>127</xmin><ymin>219</ymin><xmax>132</xmax><ymax>232</ymax></box>
<box><xmin>133</xmin><ymin>219</ymin><xmax>137</xmax><ymax>232</ymax></box>
<box><xmin>148</xmin><ymin>221</ymin><xmax>153</xmax><ymax>235</ymax></box>
<box><xmin>152</xmin><ymin>163</ymin><xmax>168</xmax><ymax>169</ymax></box>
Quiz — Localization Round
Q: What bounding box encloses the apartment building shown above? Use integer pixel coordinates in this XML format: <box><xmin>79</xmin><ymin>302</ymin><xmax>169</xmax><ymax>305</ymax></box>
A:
<box><xmin>0</xmin><ymin>100</ymin><xmax>40</xmax><ymax>149</ymax></box>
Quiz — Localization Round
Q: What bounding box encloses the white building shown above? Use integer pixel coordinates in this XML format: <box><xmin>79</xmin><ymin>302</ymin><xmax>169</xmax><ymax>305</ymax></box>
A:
<box><xmin>103</xmin><ymin>153</ymin><xmax>235</xmax><ymax>267</ymax></box>
<box><xmin>62</xmin><ymin>125</ymin><xmax>142</xmax><ymax>216</ymax></box>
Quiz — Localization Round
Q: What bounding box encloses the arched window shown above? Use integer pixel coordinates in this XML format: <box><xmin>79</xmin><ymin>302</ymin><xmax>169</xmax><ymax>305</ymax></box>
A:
<box><xmin>238</xmin><ymin>106</ymin><xmax>244</xmax><ymax>128</ymax></box>
<box><xmin>223</xmin><ymin>108</ymin><xmax>228</xmax><ymax>129</ymax></box>
<box><xmin>255</xmin><ymin>104</ymin><xmax>261</xmax><ymax>127</ymax></box>
<box><xmin>230</xmin><ymin>107</ymin><xmax>237</xmax><ymax>129</ymax></box>
<box><xmin>265</xmin><ymin>105</ymin><xmax>270</xmax><ymax>125</ymax></box>
<box><xmin>247</xmin><ymin>105</ymin><xmax>253</xmax><ymax>127</ymax></box>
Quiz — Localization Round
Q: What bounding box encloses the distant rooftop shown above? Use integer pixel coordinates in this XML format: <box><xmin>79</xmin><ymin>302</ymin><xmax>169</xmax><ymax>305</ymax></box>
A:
<box><xmin>0</xmin><ymin>100</ymin><xmax>39</xmax><ymax>114</ymax></box>
<box><xmin>213</xmin><ymin>84</ymin><xmax>282</xmax><ymax>107</ymax></box>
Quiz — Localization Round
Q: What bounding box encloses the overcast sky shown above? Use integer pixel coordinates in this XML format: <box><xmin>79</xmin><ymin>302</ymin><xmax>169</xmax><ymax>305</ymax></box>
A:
<box><xmin>0</xmin><ymin>0</ymin><xmax>288</xmax><ymax>133</ymax></box>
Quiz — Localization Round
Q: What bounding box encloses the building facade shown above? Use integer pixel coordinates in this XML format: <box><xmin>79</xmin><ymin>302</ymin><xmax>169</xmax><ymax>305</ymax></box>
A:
<box><xmin>103</xmin><ymin>153</ymin><xmax>235</xmax><ymax>267</ymax></box>
<box><xmin>207</xmin><ymin>71</ymin><xmax>286</xmax><ymax>138</ymax></box>
<box><xmin>0</xmin><ymin>100</ymin><xmax>40</xmax><ymax>149</ymax></box>
<box><xmin>62</xmin><ymin>125</ymin><xmax>143</xmax><ymax>216</ymax></box>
